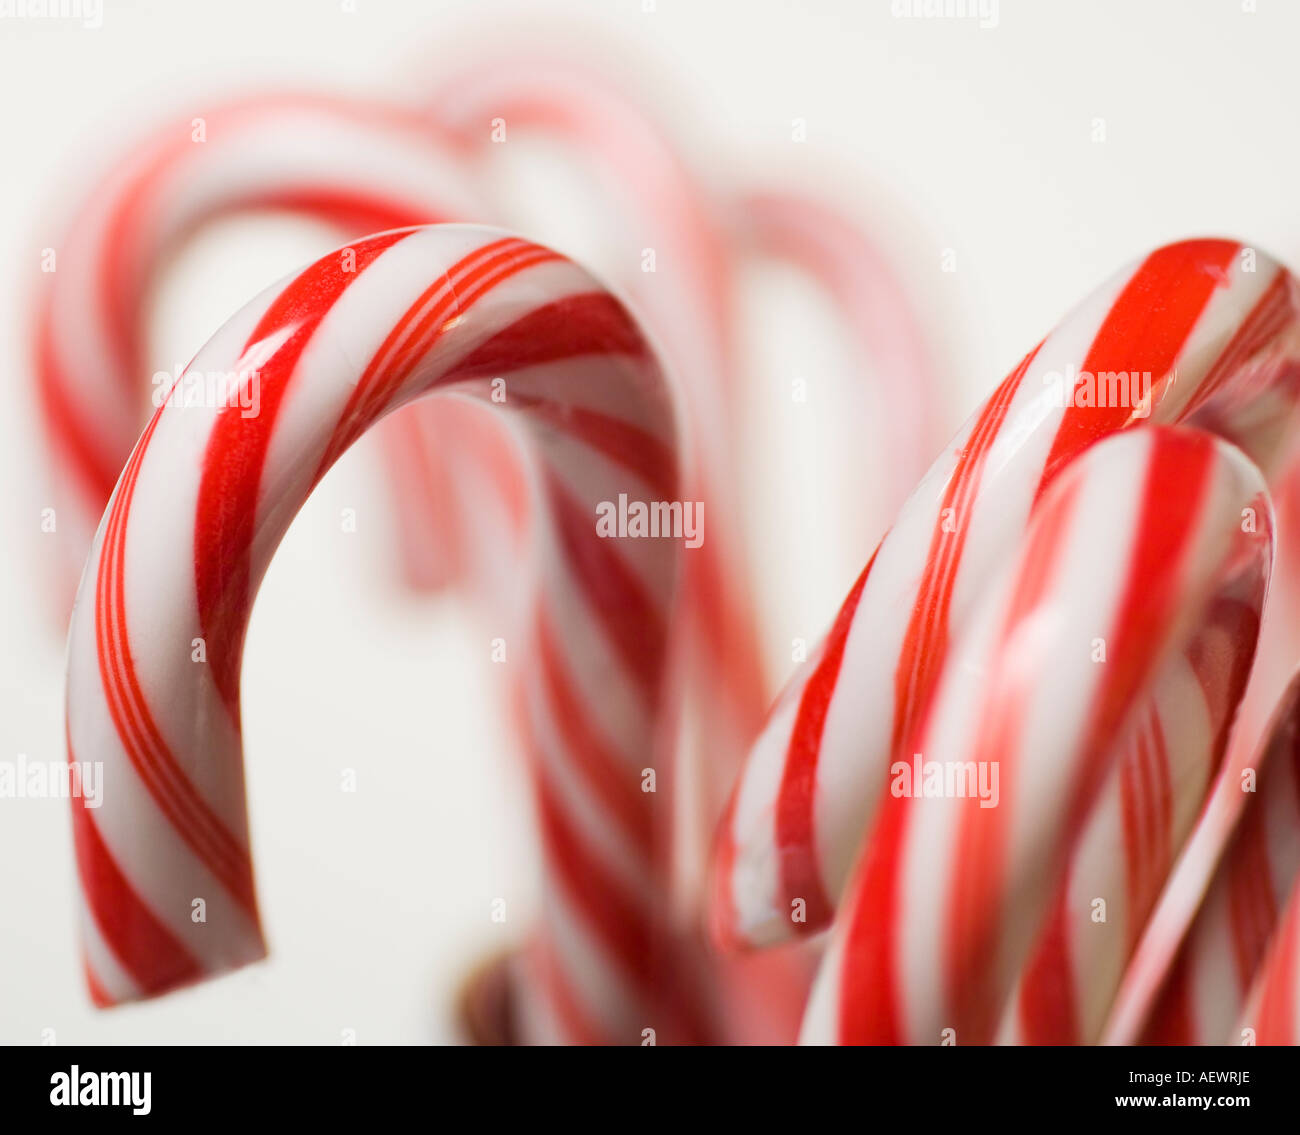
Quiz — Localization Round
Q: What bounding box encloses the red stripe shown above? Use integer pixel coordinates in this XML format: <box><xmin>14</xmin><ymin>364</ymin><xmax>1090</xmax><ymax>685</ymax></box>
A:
<box><xmin>83</xmin><ymin>959</ymin><xmax>113</xmax><ymax>1009</ymax></box>
<box><xmin>527</xmin><ymin>934</ymin><xmax>608</xmax><ymax>1045</ymax></box>
<box><xmin>1024</xmin><ymin>434</ymin><xmax>1210</xmax><ymax>1047</ymax></box>
<box><xmin>316</xmin><ymin>239</ymin><xmax>558</xmax><ymax>475</ymax></box>
<box><xmin>836</xmin><ymin>788</ymin><xmax>909</xmax><ymax>1044</ymax></box>
<box><xmin>530</xmin><ymin>770</ymin><xmax>653</xmax><ymax>990</ymax></box>
<box><xmin>944</xmin><ymin>470</ymin><xmax>1084</xmax><ymax>1042</ymax></box>
<box><xmin>1134</xmin><ymin>718</ymin><xmax>1160</xmax><ymax>911</ymax></box>
<box><xmin>508</xmin><ymin>390</ymin><xmax>676</xmax><ymax>500</ymax></box>
<box><xmin>375</xmin><ymin>240</ymin><xmax>546</xmax><ymax>392</ymax></box>
<box><xmin>1119</xmin><ymin>732</ymin><xmax>1146</xmax><ymax>946</ymax></box>
<box><xmin>97</xmin><ymin>138</ymin><xmax>193</xmax><ymax>396</ymax></box>
<box><xmin>534</xmin><ymin>608</ymin><xmax>655</xmax><ymax>861</ymax></box>
<box><xmin>91</xmin><ymin>100</ymin><xmax>460</xmax><ymax>404</ymax></box>
<box><xmin>377</xmin><ymin>412</ymin><xmax>466</xmax><ymax>590</ymax></box>
<box><xmin>440</xmin><ymin>291</ymin><xmax>653</xmax><ymax>384</ymax></box>
<box><xmin>106</xmin><ymin>470</ymin><xmax>254</xmax><ymax>898</ymax></box>
<box><xmin>433</xmin><ymin>290</ymin><xmax>670</xmax><ymax>493</ymax></box>
<box><xmin>1140</xmin><ymin>952</ymin><xmax>1196</xmax><ymax>1044</ymax></box>
<box><xmin>891</xmin><ymin>350</ymin><xmax>1034</xmax><ymax>764</ymax></box>
<box><xmin>1187</xmin><ymin>596</ymin><xmax>1263</xmax><ymax>764</ymax></box>
<box><xmin>350</xmin><ymin>237</ymin><xmax>530</xmax><ymax>411</ymax></box>
<box><xmin>531</xmin><ymin>765</ymin><xmax>713</xmax><ymax>1044</ymax></box>
<box><xmin>775</xmin><ymin>554</ymin><xmax>875</xmax><ymax>934</ymax></box>
<box><xmin>1066</xmin><ymin>433</ymin><xmax>1216</xmax><ymax>834</ymax></box>
<box><xmin>240</xmin><ymin>186</ymin><xmax>445</xmax><ymax>236</ymax></box>
<box><xmin>1020</xmin><ymin>705</ymin><xmax>1168</xmax><ymax>1044</ymax></box>
<box><xmin>331</xmin><ymin>238</ymin><xmax>538</xmax><ymax>447</ymax></box>
<box><xmin>1016</xmin><ymin>896</ymin><xmax>1079</xmax><ymax>1044</ymax></box>
<box><xmin>1183</xmin><ymin>269</ymin><xmax>1292</xmax><ymax>419</ymax></box>
<box><xmin>194</xmin><ymin>229</ymin><xmax>412</xmax><ymax>717</ymax></box>
<box><xmin>68</xmin><ymin>773</ymin><xmax>203</xmax><ymax>1000</ymax></box>
<box><xmin>1036</xmin><ymin>239</ymin><xmax>1239</xmax><ymax>495</ymax></box>
<box><xmin>94</xmin><ymin>406</ymin><xmax>258</xmax><ymax>916</ymax></box>
<box><xmin>1004</xmin><ymin>437</ymin><xmax>1215</xmax><ymax>1045</ymax></box>
<box><xmin>544</xmin><ymin>475</ymin><xmax>668</xmax><ymax>702</ymax></box>
<box><xmin>1133</xmin><ymin>711</ymin><xmax>1172</xmax><ymax>940</ymax></box>
<box><xmin>40</xmin><ymin>138</ymin><xmax>456</xmax><ymax>523</ymax></box>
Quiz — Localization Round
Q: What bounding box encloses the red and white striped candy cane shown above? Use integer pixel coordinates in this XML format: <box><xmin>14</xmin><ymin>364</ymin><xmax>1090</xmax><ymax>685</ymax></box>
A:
<box><xmin>1117</xmin><ymin>673</ymin><xmax>1300</xmax><ymax>1045</ymax></box>
<box><xmin>428</xmin><ymin>59</ymin><xmax>770</xmax><ymax>805</ymax></box>
<box><xmin>422</xmin><ymin>64</ymin><xmax>943</xmax><ymax>1043</ymax></box>
<box><xmin>800</xmin><ymin>426</ymin><xmax>1272</xmax><ymax>1044</ymax></box>
<box><xmin>1104</xmin><ymin>594</ymin><xmax>1300</xmax><ymax>1041</ymax></box>
<box><xmin>65</xmin><ymin>224</ymin><xmax>708</xmax><ymax>1045</ymax></box>
<box><xmin>35</xmin><ymin>94</ymin><xmax>488</xmax><ymax>607</ymax></box>
<box><xmin>996</xmin><ymin>582</ymin><xmax>1261</xmax><ymax>1045</ymax></box>
<box><xmin>713</xmin><ymin>239</ymin><xmax>1300</xmax><ymax>951</ymax></box>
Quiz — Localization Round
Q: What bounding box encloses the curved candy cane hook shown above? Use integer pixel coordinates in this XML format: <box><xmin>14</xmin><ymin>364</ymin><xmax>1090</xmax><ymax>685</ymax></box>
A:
<box><xmin>36</xmin><ymin>94</ymin><xmax>488</xmax><ymax>608</ymax></box>
<box><xmin>65</xmin><ymin>224</ymin><xmax>706</xmax><ymax>1045</ymax></box>
<box><xmin>714</xmin><ymin>239</ymin><xmax>1300</xmax><ymax>955</ymax></box>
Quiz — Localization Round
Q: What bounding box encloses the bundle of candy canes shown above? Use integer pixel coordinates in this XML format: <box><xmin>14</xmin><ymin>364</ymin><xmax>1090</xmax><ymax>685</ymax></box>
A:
<box><xmin>37</xmin><ymin>58</ymin><xmax>1300</xmax><ymax>1044</ymax></box>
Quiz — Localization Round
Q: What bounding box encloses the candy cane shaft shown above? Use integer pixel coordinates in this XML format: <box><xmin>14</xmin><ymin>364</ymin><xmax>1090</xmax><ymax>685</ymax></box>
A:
<box><xmin>1128</xmin><ymin>672</ymin><xmax>1300</xmax><ymax>1044</ymax></box>
<box><xmin>800</xmin><ymin>427</ymin><xmax>1271</xmax><ymax>1044</ymax></box>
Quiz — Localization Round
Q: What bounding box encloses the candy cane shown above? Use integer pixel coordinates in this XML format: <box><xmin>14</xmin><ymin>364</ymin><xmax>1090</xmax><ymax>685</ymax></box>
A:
<box><xmin>428</xmin><ymin>59</ymin><xmax>769</xmax><ymax>808</ymax></box>
<box><xmin>36</xmin><ymin>94</ymin><xmax>488</xmax><ymax>607</ymax></box>
<box><xmin>996</xmin><ymin>585</ymin><xmax>1261</xmax><ymax>1045</ymax></box>
<box><xmin>64</xmin><ymin>224</ymin><xmax>709</xmax><ymax>1045</ymax></box>
<box><xmin>423</xmin><ymin>64</ymin><xmax>948</xmax><ymax>1043</ymax></box>
<box><xmin>799</xmin><ymin>426</ymin><xmax>1272</xmax><ymax>1044</ymax></box>
<box><xmin>713</xmin><ymin>239</ymin><xmax>1300</xmax><ymax>951</ymax></box>
<box><xmin>1113</xmin><ymin>673</ymin><xmax>1300</xmax><ymax>1045</ymax></box>
<box><xmin>1102</xmin><ymin>621</ymin><xmax>1300</xmax><ymax>1041</ymax></box>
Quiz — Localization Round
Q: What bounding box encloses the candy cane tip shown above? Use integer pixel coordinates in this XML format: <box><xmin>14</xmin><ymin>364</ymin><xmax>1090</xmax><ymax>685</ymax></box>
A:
<box><xmin>455</xmin><ymin>951</ymin><xmax>519</xmax><ymax>1046</ymax></box>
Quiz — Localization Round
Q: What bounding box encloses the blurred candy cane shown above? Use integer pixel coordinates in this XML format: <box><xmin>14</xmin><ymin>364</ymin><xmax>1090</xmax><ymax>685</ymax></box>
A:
<box><xmin>1111</xmin><ymin>674</ymin><xmax>1300</xmax><ymax>1045</ymax></box>
<box><xmin>428</xmin><ymin>59</ymin><xmax>768</xmax><ymax>806</ymax></box>
<box><xmin>801</xmin><ymin>427</ymin><xmax>1272</xmax><ymax>1044</ymax></box>
<box><xmin>65</xmin><ymin>224</ymin><xmax>709</xmax><ymax>1045</ymax></box>
<box><xmin>35</xmin><ymin>94</ymin><xmax>489</xmax><ymax>606</ymax></box>
<box><xmin>425</xmin><ymin>63</ymin><xmax>805</xmax><ymax>1043</ymax></box>
<box><xmin>426</xmin><ymin>59</ymin><xmax>947</xmax><ymax>840</ymax></box>
<box><xmin>736</xmin><ymin>190</ymin><xmax>941</xmax><ymax>515</ymax></box>
<box><xmin>714</xmin><ymin>239</ymin><xmax>1300</xmax><ymax>951</ymax></box>
<box><xmin>1104</xmin><ymin>568</ymin><xmax>1300</xmax><ymax>1040</ymax></box>
<box><xmin>1238</xmin><ymin>873</ymin><xmax>1300</xmax><ymax>1045</ymax></box>
<box><xmin>422</xmin><ymin>62</ymin><xmax>943</xmax><ymax>1043</ymax></box>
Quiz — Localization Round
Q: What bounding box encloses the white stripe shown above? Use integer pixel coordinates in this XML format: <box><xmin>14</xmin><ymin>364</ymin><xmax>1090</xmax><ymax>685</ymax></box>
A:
<box><xmin>78</xmin><ymin>897</ymin><xmax>142</xmax><ymax>1004</ymax></box>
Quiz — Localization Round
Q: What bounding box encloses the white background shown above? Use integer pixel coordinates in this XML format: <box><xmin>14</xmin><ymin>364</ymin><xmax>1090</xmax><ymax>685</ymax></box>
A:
<box><xmin>2</xmin><ymin>0</ymin><xmax>1297</xmax><ymax>1044</ymax></box>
